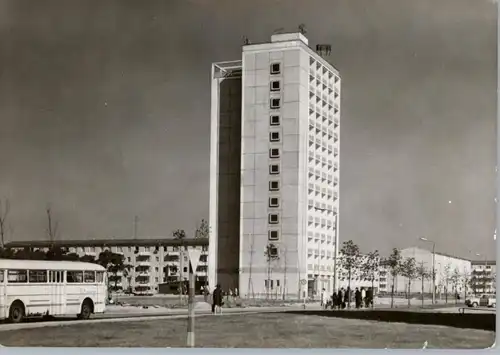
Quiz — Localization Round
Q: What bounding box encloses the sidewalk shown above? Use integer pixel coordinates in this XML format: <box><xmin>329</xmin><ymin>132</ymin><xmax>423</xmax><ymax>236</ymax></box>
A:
<box><xmin>103</xmin><ymin>301</ymin><xmax>323</xmax><ymax>317</ymax></box>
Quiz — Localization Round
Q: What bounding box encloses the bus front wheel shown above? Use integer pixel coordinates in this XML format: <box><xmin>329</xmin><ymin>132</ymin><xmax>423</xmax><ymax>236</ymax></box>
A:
<box><xmin>9</xmin><ymin>301</ymin><xmax>25</xmax><ymax>323</ymax></box>
<box><xmin>77</xmin><ymin>300</ymin><xmax>93</xmax><ymax>320</ymax></box>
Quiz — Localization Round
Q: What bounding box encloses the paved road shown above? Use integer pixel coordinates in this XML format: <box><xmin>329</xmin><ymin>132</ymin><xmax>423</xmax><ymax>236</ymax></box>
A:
<box><xmin>0</xmin><ymin>305</ymin><xmax>314</xmax><ymax>332</ymax></box>
<box><xmin>1</xmin><ymin>303</ymin><xmax>490</xmax><ymax>332</ymax></box>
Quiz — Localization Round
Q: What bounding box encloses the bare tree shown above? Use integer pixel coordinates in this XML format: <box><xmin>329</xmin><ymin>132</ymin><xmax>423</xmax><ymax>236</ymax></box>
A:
<box><xmin>339</xmin><ymin>240</ymin><xmax>362</xmax><ymax>308</ymax></box>
<box><xmin>361</xmin><ymin>250</ymin><xmax>379</xmax><ymax>309</ymax></box>
<box><xmin>400</xmin><ymin>257</ymin><xmax>417</xmax><ymax>307</ymax></box>
<box><xmin>282</xmin><ymin>243</ymin><xmax>288</xmax><ymax>301</ymax></box>
<box><xmin>450</xmin><ymin>268</ymin><xmax>461</xmax><ymax>304</ymax></box>
<box><xmin>416</xmin><ymin>262</ymin><xmax>430</xmax><ymax>308</ymax></box>
<box><xmin>247</xmin><ymin>233</ymin><xmax>256</xmax><ymax>300</ymax></box>
<box><xmin>386</xmin><ymin>248</ymin><xmax>402</xmax><ymax>309</ymax></box>
<box><xmin>0</xmin><ymin>199</ymin><xmax>10</xmax><ymax>248</ymax></box>
<box><xmin>264</xmin><ymin>243</ymin><xmax>279</xmax><ymax>299</ymax></box>
<box><xmin>173</xmin><ymin>229</ymin><xmax>186</xmax><ymax>304</ymax></box>
<box><xmin>46</xmin><ymin>205</ymin><xmax>59</xmax><ymax>244</ymax></box>
<box><xmin>194</xmin><ymin>219</ymin><xmax>210</xmax><ymax>291</ymax></box>
<box><xmin>442</xmin><ymin>264</ymin><xmax>451</xmax><ymax>304</ymax></box>
<box><xmin>194</xmin><ymin>219</ymin><xmax>209</xmax><ymax>239</ymax></box>
<box><xmin>462</xmin><ymin>267</ymin><xmax>472</xmax><ymax>299</ymax></box>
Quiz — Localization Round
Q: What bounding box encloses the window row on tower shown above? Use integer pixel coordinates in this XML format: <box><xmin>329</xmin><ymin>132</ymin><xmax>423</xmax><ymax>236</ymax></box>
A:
<box><xmin>267</xmin><ymin>61</ymin><xmax>282</xmax><ymax>249</ymax></box>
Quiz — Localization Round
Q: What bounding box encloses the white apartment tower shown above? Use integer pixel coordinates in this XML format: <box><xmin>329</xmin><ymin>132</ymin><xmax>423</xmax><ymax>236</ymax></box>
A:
<box><xmin>209</xmin><ymin>33</ymin><xmax>341</xmax><ymax>299</ymax></box>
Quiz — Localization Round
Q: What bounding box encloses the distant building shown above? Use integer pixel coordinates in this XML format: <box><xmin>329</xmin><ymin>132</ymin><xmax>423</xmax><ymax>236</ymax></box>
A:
<box><xmin>5</xmin><ymin>238</ymin><xmax>208</xmax><ymax>295</ymax></box>
<box><xmin>471</xmin><ymin>259</ymin><xmax>496</xmax><ymax>294</ymax></box>
<box><xmin>385</xmin><ymin>247</ymin><xmax>472</xmax><ymax>297</ymax></box>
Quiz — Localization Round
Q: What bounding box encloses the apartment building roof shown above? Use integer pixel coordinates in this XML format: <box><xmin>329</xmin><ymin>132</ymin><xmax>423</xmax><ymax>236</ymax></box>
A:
<box><xmin>401</xmin><ymin>247</ymin><xmax>472</xmax><ymax>262</ymax></box>
<box><xmin>5</xmin><ymin>238</ymin><xmax>208</xmax><ymax>249</ymax></box>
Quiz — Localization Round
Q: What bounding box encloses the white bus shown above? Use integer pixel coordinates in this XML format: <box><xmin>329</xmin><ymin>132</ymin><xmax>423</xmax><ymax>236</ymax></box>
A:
<box><xmin>0</xmin><ymin>259</ymin><xmax>108</xmax><ymax>323</ymax></box>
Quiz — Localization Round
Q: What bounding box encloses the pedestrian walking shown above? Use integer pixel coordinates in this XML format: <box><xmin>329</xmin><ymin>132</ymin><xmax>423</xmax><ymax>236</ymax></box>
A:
<box><xmin>339</xmin><ymin>288</ymin><xmax>345</xmax><ymax>309</ymax></box>
<box><xmin>344</xmin><ymin>287</ymin><xmax>350</xmax><ymax>308</ymax></box>
<box><xmin>320</xmin><ymin>288</ymin><xmax>328</xmax><ymax>309</ymax></box>
<box><xmin>212</xmin><ymin>284</ymin><xmax>223</xmax><ymax>314</ymax></box>
<box><xmin>331</xmin><ymin>292</ymin><xmax>338</xmax><ymax>310</ymax></box>
<box><xmin>361</xmin><ymin>287</ymin><xmax>366</xmax><ymax>308</ymax></box>
<box><xmin>364</xmin><ymin>288</ymin><xmax>372</xmax><ymax>308</ymax></box>
<box><xmin>355</xmin><ymin>288</ymin><xmax>362</xmax><ymax>309</ymax></box>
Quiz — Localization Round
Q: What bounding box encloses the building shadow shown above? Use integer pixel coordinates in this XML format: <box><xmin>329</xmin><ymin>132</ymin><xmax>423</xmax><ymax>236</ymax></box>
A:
<box><xmin>282</xmin><ymin>309</ymin><xmax>496</xmax><ymax>332</ymax></box>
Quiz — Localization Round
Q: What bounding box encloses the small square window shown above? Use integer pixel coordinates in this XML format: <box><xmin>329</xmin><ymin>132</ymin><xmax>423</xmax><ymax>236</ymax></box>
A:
<box><xmin>268</xmin><ymin>213</ymin><xmax>279</xmax><ymax>224</ymax></box>
<box><xmin>268</xmin><ymin>246</ymin><xmax>279</xmax><ymax>257</ymax></box>
<box><xmin>269</xmin><ymin>148</ymin><xmax>280</xmax><ymax>158</ymax></box>
<box><xmin>269</xmin><ymin>197</ymin><xmax>279</xmax><ymax>207</ymax></box>
<box><xmin>270</xmin><ymin>98</ymin><xmax>281</xmax><ymax>109</ymax></box>
<box><xmin>268</xmin><ymin>230</ymin><xmax>279</xmax><ymax>241</ymax></box>
<box><xmin>269</xmin><ymin>181</ymin><xmax>280</xmax><ymax>191</ymax></box>
<box><xmin>270</xmin><ymin>80</ymin><xmax>281</xmax><ymax>92</ymax></box>
<box><xmin>270</xmin><ymin>63</ymin><xmax>281</xmax><ymax>74</ymax></box>
<box><xmin>270</xmin><ymin>132</ymin><xmax>280</xmax><ymax>142</ymax></box>
<box><xmin>269</xmin><ymin>164</ymin><xmax>280</xmax><ymax>175</ymax></box>
<box><xmin>270</xmin><ymin>115</ymin><xmax>280</xmax><ymax>126</ymax></box>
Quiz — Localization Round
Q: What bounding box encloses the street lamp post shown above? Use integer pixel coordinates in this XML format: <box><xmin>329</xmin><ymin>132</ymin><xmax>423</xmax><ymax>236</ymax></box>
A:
<box><xmin>419</xmin><ymin>237</ymin><xmax>436</xmax><ymax>305</ymax></box>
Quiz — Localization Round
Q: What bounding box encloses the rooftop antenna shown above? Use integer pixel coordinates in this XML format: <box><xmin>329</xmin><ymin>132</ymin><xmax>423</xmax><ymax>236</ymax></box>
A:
<box><xmin>316</xmin><ymin>44</ymin><xmax>332</xmax><ymax>57</ymax></box>
<box><xmin>298</xmin><ymin>24</ymin><xmax>307</xmax><ymax>35</ymax></box>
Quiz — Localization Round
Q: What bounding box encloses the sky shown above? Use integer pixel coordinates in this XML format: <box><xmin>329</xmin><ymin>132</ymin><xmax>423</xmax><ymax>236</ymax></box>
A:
<box><xmin>0</xmin><ymin>0</ymin><xmax>496</xmax><ymax>259</ymax></box>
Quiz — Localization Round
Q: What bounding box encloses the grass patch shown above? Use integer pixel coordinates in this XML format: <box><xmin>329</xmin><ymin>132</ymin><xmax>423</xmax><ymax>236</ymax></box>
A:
<box><xmin>0</xmin><ymin>313</ymin><xmax>494</xmax><ymax>348</ymax></box>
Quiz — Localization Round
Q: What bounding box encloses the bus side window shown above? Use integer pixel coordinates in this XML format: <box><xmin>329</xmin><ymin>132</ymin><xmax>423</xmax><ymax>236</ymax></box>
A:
<box><xmin>84</xmin><ymin>271</ymin><xmax>96</xmax><ymax>283</ymax></box>
<box><xmin>7</xmin><ymin>270</ymin><xmax>27</xmax><ymax>283</ymax></box>
<box><xmin>0</xmin><ymin>269</ymin><xmax>4</xmax><ymax>283</ymax></box>
<box><xmin>67</xmin><ymin>271</ymin><xmax>83</xmax><ymax>283</ymax></box>
<box><xmin>97</xmin><ymin>271</ymin><xmax>104</xmax><ymax>283</ymax></box>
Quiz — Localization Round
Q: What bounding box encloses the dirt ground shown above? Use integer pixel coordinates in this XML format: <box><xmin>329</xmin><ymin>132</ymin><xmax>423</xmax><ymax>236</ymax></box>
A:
<box><xmin>0</xmin><ymin>312</ymin><xmax>494</xmax><ymax>348</ymax></box>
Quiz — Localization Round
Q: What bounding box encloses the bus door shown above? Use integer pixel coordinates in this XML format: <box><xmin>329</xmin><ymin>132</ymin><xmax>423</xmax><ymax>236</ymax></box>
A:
<box><xmin>56</xmin><ymin>270</ymin><xmax>65</xmax><ymax>315</ymax></box>
<box><xmin>0</xmin><ymin>270</ymin><xmax>5</xmax><ymax>319</ymax></box>
<box><xmin>95</xmin><ymin>271</ymin><xmax>106</xmax><ymax>312</ymax></box>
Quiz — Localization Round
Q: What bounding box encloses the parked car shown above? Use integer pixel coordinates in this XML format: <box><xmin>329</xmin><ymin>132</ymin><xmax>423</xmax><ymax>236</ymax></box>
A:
<box><xmin>465</xmin><ymin>294</ymin><xmax>496</xmax><ymax>308</ymax></box>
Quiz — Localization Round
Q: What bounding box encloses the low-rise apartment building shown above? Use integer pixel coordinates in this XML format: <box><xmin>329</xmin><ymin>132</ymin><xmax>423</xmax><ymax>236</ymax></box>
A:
<box><xmin>471</xmin><ymin>260</ymin><xmax>496</xmax><ymax>294</ymax></box>
<box><xmin>385</xmin><ymin>247</ymin><xmax>472</xmax><ymax>297</ymax></box>
<box><xmin>5</xmin><ymin>238</ymin><xmax>208</xmax><ymax>295</ymax></box>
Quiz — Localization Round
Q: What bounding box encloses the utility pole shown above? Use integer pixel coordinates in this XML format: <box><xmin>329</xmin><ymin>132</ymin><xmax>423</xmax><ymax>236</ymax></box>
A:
<box><xmin>419</xmin><ymin>237</ymin><xmax>436</xmax><ymax>304</ymax></box>
<box><xmin>187</xmin><ymin>263</ymin><xmax>195</xmax><ymax>347</ymax></box>
<box><xmin>180</xmin><ymin>244</ymin><xmax>185</xmax><ymax>305</ymax></box>
<box><xmin>283</xmin><ymin>244</ymin><xmax>287</xmax><ymax>301</ymax></box>
<box><xmin>186</xmin><ymin>248</ymin><xmax>201</xmax><ymax>348</ymax></box>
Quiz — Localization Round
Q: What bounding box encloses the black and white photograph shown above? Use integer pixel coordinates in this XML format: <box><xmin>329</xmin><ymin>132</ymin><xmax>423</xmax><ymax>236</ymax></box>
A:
<box><xmin>0</xmin><ymin>0</ymin><xmax>496</xmax><ymax>349</ymax></box>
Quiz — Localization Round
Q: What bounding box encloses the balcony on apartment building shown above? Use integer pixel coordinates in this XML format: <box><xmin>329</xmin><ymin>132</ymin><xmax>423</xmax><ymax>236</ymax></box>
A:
<box><xmin>135</xmin><ymin>265</ymin><xmax>150</xmax><ymax>274</ymax></box>
<box><xmin>164</xmin><ymin>255</ymin><xmax>180</xmax><ymax>263</ymax></box>
<box><xmin>136</xmin><ymin>254</ymin><xmax>151</xmax><ymax>266</ymax></box>
<box><xmin>196</xmin><ymin>265</ymin><xmax>208</xmax><ymax>274</ymax></box>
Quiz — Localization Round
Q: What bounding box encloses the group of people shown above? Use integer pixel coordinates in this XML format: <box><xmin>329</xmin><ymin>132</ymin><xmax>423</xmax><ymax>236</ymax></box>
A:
<box><xmin>321</xmin><ymin>287</ymin><xmax>374</xmax><ymax>310</ymax></box>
